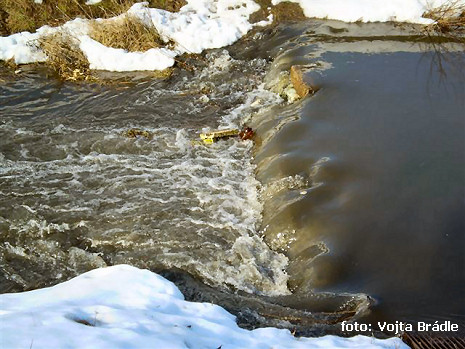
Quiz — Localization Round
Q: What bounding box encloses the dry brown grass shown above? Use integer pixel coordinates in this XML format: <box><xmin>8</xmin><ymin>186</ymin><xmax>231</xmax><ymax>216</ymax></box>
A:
<box><xmin>249</xmin><ymin>0</ymin><xmax>305</xmax><ymax>24</ymax></box>
<box><xmin>38</xmin><ymin>32</ymin><xmax>91</xmax><ymax>81</ymax></box>
<box><xmin>36</xmin><ymin>23</ymin><xmax>176</xmax><ymax>81</ymax></box>
<box><xmin>0</xmin><ymin>0</ymin><xmax>186</xmax><ymax>36</ymax></box>
<box><xmin>423</xmin><ymin>0</ymin><xmax>465</xmax><ymax>34</ymax></box>
<box><xmin>149</xmin><ymin>0</ymin><xmax>186</xmax><ymax>13</ymax></box>
<box><xmin>271</xmin><ymin>2</ymin><xmax>306</xmax><ymax>22</ymax></box>
<box><xmin>89</xmin><ymin>15</ymin><xmax>165</xmax><ymax>52</ymax></box>
<box><xmin>1</xmin><ymin>0</ymin><xmax>125</xmax><ymax>35</ymax></box>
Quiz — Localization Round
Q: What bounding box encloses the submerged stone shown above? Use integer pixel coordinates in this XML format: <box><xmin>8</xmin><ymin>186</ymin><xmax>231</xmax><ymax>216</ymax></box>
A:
<box><xmin>266</xmin><ymin>65</ymin><xmax>319</xmax><ymax>102</ymax></box>
<box><xmin>290</xmin><ymin>65</ymin><xmax>314</xmax><ymax>98</ymax></box>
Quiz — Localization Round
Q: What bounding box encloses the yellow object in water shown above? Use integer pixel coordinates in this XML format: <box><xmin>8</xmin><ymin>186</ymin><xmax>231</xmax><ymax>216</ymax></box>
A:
<box><xmin>200</xmin><ymin>129</ymin><xmax>239</xmax><ymax>144</ymax></box>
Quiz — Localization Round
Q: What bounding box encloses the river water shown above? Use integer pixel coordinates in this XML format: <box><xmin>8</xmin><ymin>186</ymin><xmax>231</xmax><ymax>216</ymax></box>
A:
<box><xmin>1</xmin><ymin>20</ymin><xmax>464</xmax><ymax>336</ymax></box>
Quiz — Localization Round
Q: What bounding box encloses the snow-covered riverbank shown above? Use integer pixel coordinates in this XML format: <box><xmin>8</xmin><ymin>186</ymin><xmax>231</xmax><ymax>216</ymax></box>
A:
<box><xmin>0</xmin><ymin>0</ymin><xmax>269</xmax><ymax>70</ymax></box>
<box><xmin>1</xmin><ymin>0</ymin><xmax>462</xmax><ymax>71</ymax></box>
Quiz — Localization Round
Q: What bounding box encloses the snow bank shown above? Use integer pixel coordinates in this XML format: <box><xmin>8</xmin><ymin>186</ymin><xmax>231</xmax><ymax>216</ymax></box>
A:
<box><xmin>272</xmin><ymin>0</ymin><xmax>465</xmax><ymax>24</ymax></box>
<box><xmin>0</xmin><ymin>17</ymin><xmax>90</xmax><ymax>65</ymax></box>
<box><xmin>0</xmin><ymin>265</ymin><xmax>408</xmax><ymax>349</ymax></box>
<box><xmin>0</xmin><ymin>0</ymin><xmax>261</xmax><ymax>71</ymax></box>
<box><xmin>136</xmin><ymin>0</ymin><xmax>260</xmax><ymax>54</ymax></box>
<box><xmin>79</xmin><ymin>36</ymin><xmax>176</xmax><ymax>71</ymax></box>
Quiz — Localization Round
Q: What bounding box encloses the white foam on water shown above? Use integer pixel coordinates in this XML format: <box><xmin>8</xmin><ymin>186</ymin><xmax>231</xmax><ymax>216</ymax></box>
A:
<box><xmin>0</xmin><ymin>47</ymin><xmax>292</xmax><ymax>294</ymax></box>
<box><xmin>1</xmin><ymin>115</ymin><xmax>291</xmax><ymax>295</ymax></box>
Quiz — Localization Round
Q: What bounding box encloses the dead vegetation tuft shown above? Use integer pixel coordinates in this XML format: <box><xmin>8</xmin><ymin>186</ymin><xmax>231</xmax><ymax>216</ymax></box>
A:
<box><xmin>36</xmin><ymin>29</ymin><xmax>176</xmax><ymax>81</ymax></box>
<box><xmin>148</xmin><ymin>0</ymin><xmax>186</xmax><ymax>13</ymax></box>
<box><xmin>89</xmin><ymin>15</ymin><xmax>166</xmax><ymax>52</ymax></box>
<box><xmin>271</xmin><ymin>2</ymin><xmax>306</xmax><ymax>22</ymax></box>
<box><xmin>0</xmin><ymin>0</ymin><xmax>186</xmax><ymax>36</ymax></box>
<box><xmin>249</xmin><ymin>0</ymin><xmax>305</xmax><ymax>24</ymax></box>
<box><xmin>1</xmin><ymin>0</ymin><xmax>126</xmax><ymax>35</ymax></box>
<box><xmin>423</xmin><ymin>1</ymin><xmax>465</xmax><ymax>35</ymax></box>
<box><xmin>38</xmin><ymin>32</ymin><xmax>91</xmax><ymax>81</ymax></box>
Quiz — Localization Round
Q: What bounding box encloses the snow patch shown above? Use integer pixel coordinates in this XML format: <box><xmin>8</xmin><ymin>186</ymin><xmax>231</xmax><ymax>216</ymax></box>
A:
<box><xmin>79</xmin><ymin>36</ymin><xmax>176</xmax><ymax>71</ymax></box>
<box><xmin>0</xmin><ymin>265</ymin><xmax>409</xmax><ymax>349</ymax></box>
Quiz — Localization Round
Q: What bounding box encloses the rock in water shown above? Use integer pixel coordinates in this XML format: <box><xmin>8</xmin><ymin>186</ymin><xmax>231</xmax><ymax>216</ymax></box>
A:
<box><xmin>290</xmin><ymin>65</ymin><xmax>312</xmax><ymax>98</ymax></box>
<box><xmin>124</xmin><ymin>128</ymin><xmax>152</xmax><ymax>139</ymax></box>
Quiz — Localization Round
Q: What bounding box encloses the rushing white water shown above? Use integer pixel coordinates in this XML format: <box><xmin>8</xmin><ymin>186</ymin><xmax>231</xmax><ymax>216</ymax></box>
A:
<box><xmin>0</xmin><ymin>51</ymin><xmax>292</xmax><ymax>296</ymax></box>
